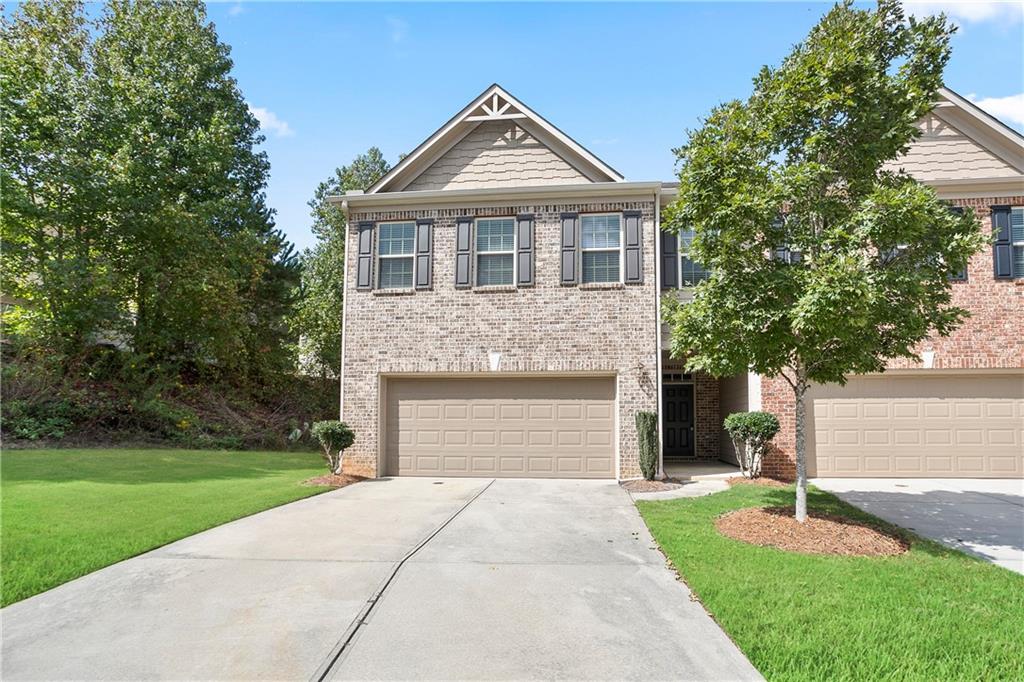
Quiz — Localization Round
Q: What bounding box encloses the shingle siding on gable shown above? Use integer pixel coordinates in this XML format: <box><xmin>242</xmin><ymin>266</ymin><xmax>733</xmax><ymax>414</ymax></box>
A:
<box><xmin>404</xmin><ymin>120</ymin><xmax>590</xmax><ymax>191</ymax></box>
<box><xmin>886</xmin><ymin>113</ymin><xmax>1017</xmax><ymax>181</ymax></box>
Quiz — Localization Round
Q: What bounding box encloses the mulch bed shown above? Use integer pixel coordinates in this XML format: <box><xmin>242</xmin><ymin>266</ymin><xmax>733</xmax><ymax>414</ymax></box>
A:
<box><xmin>726</xmin><ymin>476</ymin><xmax>790</xmax><ymax>488</ymax></box>
<box><xmin>715</xmin><ymin>506</ymin><xmax>909</xmax><ymax>557</ymax></box>
<box><xmin>303</xmin><ymin>473</ymin><xmax>366</xmax><ymax>488</ymax></box>
<box><xmin>621</xmin><ymin>479</ymin><xmax>684</xmax><ymax>493</ymax></box>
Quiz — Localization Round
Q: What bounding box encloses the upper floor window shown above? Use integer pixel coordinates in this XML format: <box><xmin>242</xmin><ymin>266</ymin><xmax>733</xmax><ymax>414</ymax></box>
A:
<box><xmin>581</xmin><ymin>214</ymin><xmax>621</xmax><ymax>283</ymax></box>
<box><xmin>679</xmin><ymin>227</ymin><xmax>709</xmax><ymax>287</ymax></box>
<box><xmin>377</xmin><ymin>222</ymin><xmax>415</xmax><ymax>288</ymax></box>
<box><xmin>476</xmin><ymin>218</ymin><xmax>515</xmax><ymax>286</ymax></box>
<box><xmin>1012</xmin><ymin>207</ymin><xmax>1024</xmax><ymax>278</ymax></box>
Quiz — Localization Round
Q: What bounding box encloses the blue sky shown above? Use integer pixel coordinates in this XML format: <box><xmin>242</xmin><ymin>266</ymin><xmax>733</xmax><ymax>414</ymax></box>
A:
<box><xmin>207</xmin><ymin>1</ymin><xmax>1024</xmax><ymax>251</ymax></box>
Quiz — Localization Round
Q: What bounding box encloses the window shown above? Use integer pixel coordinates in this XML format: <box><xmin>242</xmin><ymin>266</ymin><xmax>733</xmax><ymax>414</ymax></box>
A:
<box><xmin>476</xmin><ymin>218</ymin><xmax>515</xmax><ymax>286</ymax></box>
<box><xmin>377</xmin><ymin>222</ymin><xmax>415</xmax><ymax>288</ymax></box>
<box><xmin>1012</xmin><ymin>207</ymin><xmax>1024</xmax><ymax>278</ymax></box>
<box><xmin>581</xmin><ymin>214</ymin><xmax>621</xmax><ymax>283</ymax></box>
<box><xmin>679</xmin><ymin>227</ymin><xmax>709</xmax><ymax>287</ymax></box>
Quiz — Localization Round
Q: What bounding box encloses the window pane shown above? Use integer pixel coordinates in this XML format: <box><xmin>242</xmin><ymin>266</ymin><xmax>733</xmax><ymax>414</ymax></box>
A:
<box><xmin>679</xmin><ymin>227</ymin><xmax>696</xmax><ymax>250</ymax></box>
<box><xmin>582</xmin><ymin>251</ymin><xmax>620</xmax><ymax>283</ymax></box>
<box><xmin>476</xmin><ymin>253</ymin><xmax>514</xmax><ymax>285</ymax></box>
<box><xmin>379</xmin><ymin>257</ymin><xmax>413</xmax><ymax>288</ymax></box>
<box><xmin>1013</xmin><ymin>246</ymin><xmax>1024</xmax><ymax>278</ymax></box>
<box><xmin>476</xmin><ymin>219</ymin><xmax>515</xmax><ymax>252</ymax></box>
<box><xmin>681</xmin><ymin>256</ymin><xmax>709</xmax><ymax>287</ymax></box>
<box><xmin>378</xmin><ymin>222</ymin><xmax>415</xmax><ymax>255</ymax></box>
<box><xmin>1011</xmin><ymin>207</ymin><xmax>1024</xmax><ymax>243</ymax></box>
<box><xmin>581</xmin><ymin>215</ymin><xmax>621</xmax><ymax>249</ymax></box>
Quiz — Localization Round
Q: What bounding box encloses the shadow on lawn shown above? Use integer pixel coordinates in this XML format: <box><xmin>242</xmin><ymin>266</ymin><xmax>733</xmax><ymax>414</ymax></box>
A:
<box><xmin>754</xmin><ymin>486</ymin><xmax>1000</xmax><ymax>561</ymax></box>
<box><xmin>0</xmin><ymin>449</ymin><xmax>324</xmax><ymax>486</ymax></box>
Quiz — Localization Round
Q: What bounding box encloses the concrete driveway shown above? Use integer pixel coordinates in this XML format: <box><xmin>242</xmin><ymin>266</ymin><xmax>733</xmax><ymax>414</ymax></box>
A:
<box><xmin>2</xmin><ymin>478</ymin><xmax>760</xmax><ymax>681</ymax></box>
<box><xmin>814</xmin><ymin>478</ymin><xmax>1024</xmax><ymax>574</ymax></box>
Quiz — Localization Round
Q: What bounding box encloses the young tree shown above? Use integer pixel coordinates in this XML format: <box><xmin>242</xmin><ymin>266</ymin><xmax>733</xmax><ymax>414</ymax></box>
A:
<box><xmin>292</xmin><ymin>149</ymin><xmax>390</xmax><ymax>377</ymax></box>
<box><xmin>663</xmin><ymin>0</ymin><xmax>987</xmax><ymax>521</ymax></box>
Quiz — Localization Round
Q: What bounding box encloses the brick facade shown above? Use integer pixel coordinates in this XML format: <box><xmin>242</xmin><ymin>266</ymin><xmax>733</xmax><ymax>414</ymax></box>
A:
<box><xmin>341</xmin><ymin>199</ymin><xmax>659</xmax><ymax>480</ymax></box>
<box><xmin>761</xmin><ymin>196</ymin><xmax>1024</xmax><ymax>480</ymax></box>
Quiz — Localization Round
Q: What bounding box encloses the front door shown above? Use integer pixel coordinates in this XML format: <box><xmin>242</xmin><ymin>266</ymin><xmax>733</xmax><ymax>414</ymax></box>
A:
<box><xmin>662</xmin><ymin>383</ymin><xmax>695</xmax><ymax>458</ymax></box>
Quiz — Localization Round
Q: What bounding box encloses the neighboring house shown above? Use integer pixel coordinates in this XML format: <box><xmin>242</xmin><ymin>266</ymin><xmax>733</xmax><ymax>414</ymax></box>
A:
<box><xmin>333</xmin><ymin>84</ymin><xmax>1023</xmax><ymax>482</ymax></box>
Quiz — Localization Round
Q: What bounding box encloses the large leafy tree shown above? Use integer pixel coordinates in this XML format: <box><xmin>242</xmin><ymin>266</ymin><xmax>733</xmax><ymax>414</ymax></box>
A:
<box><xmin>1</xmin><ymin>0</ymin><xmax>297</xmax><ymax>378</ymax></box>
<box><xmin>1</xmin><ymin>0</ymin><xmax>114</xmax><ymax>353</ymax></box>
<box><xmin>663</xmin><ymin>0</ymin><xmax>987</xmax><ymax>521</ymax></box>
<box><xmin>292</xmin><ymin>149</ymin><xmax>390</xmax><ymax>378</ymax></box>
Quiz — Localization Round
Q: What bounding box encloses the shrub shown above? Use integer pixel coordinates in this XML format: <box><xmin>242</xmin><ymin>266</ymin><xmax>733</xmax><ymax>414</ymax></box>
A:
<box><xmin>723</xmin><ymin>411</ymin><xmax>780</xmax><ymax>479</ymax></box>
<box><xmin>310</xmin><ymin>420</ymin><xmax>356</xmax><ymax>474</ymax></box>
<box><xmin>635</xmin><ymin>411</ymin><xmax>659</xmax><ymax>481</ymax></box>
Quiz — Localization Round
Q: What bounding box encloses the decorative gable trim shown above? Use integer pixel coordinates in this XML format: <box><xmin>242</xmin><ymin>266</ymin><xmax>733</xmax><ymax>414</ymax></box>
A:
<box><xmin>366</xmin><ymin>84</ymin><xmax>624</xmax><ymax>194</ymax></box>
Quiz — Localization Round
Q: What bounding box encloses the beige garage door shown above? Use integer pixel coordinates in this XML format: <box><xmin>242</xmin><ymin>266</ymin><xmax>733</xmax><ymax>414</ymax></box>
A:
<box><xmin>809</xmin><ymin>374</ymin><xmax>1023</xmax><ymax>478</ymax></box>
<box><xmin>385</xmin><ymin>377</ymin><xmax>615</xmax><ymax>478</ymax></box>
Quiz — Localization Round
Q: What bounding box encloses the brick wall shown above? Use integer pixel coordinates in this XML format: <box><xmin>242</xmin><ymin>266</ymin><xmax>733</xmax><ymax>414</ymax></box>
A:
<box><xmin>341</xmin><ymin>199</ymin><xmax>659</xmax><ymax>479</ymax></box>
<box><xmin>761</xmin><ymin>195</ymin><xmax>1024</xmax><ymax>479</ymax></box>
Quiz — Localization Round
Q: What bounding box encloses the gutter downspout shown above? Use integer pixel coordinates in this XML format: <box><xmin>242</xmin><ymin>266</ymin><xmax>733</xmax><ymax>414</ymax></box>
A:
<box><xmin>338</xmin><ymin>199</ymin><xmax>350</xmax><ymax>421</ymax></box>
<box><xmin>654</xmin><ymin>189</ymin><xmax>665</xmax><ymax>481</ymax></box>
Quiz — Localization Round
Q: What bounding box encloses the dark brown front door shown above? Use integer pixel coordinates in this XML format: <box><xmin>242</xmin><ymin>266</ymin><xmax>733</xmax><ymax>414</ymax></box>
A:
<box><xmin>663</xmin><ymin>383</ymin><xmax>694</xmax><ymax>458</ymax></box>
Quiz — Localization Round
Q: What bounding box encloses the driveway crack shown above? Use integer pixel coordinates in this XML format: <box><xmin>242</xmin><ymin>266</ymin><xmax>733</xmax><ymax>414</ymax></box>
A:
<box><xmin>309</xmin><ymin>479</ymin><xmax>495</xmax><ymax>682</ymax></box>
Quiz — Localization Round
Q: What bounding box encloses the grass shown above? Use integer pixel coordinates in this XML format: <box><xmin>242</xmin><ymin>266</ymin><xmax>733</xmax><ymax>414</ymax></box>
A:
<box><xmin>1</xmin><ymin>448</ymin><xmax>332</xmax><ymax>606</ymax></box>
<box><xmin>637</xmin><ymin>484</ymin><xmax>1024</xmax><ymax>681</ymax></box>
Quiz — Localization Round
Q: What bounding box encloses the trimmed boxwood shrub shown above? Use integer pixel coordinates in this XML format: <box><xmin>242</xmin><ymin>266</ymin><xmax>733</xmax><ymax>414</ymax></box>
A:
<box><xmin>311</xmin><ymin>420</ymin><xmax>355</xmax><ymax>474</ymax></box>
<box><xmin>723</xmin><ymin>411</ymin><xmax>780</xmax><ymax>478</ymax></box>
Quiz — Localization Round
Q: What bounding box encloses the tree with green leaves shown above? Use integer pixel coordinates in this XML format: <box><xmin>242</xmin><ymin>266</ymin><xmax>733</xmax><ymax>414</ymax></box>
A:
<box><xmin>2</xmin><ymin>0</ymin><xmax>297</xmax><ymax>379</ymax></box>
<box><xmin>663</xmin><ymin>0</ymin><xmax>987</xmax><ymax>522</ymax></box>
<box><xmin>1</xmin><ymin>0</ymin><xmax>114</xmax><ymax>354</ymax></box>
<box><xmin>292</xmin><ymin>149</ymin><xmax>390</xmax><ymax>377</ymax></box>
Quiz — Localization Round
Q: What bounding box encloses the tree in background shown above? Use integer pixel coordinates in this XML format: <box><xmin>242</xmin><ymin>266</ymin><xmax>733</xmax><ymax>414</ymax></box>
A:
<box><xmin>663</xmin><ymin>0</ymin><xmax>986</xmax><ymax>521</ymax></box>
<box><xmin>1</xmin><ymin>0</ymin><xmax>114</xmax><ymax>355</ymax></box>
<box><xmin>1</xmin><ymin>0</ymin><xmax>297</xmax><ymax>378</ymax></box>
<box><xmin>292</xmin><ymin>149</ymin><xmax>390</xmax><ymax>377</ymax></box>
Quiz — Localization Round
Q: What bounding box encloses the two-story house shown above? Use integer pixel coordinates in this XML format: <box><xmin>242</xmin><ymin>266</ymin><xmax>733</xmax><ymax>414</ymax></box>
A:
<box><xmin>333</xmin><ymin>84</ymin><xmax>1023</xmax><ymax>482</ymax></box>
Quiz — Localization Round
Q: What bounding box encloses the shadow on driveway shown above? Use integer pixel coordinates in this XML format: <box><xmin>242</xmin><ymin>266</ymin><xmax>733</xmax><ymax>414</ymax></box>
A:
<box><xmin>813</xmin><ymin>478</ymin><xmax>1024</xmax><ymax>574</ymax></box>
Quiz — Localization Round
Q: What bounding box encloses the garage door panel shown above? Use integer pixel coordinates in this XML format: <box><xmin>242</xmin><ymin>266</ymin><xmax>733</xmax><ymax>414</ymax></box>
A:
<box><xmin>386</xmin><ymin>377</ymin><xmax>616</xmax><ymax>478</ymax></box>
<box><xmin>810</xmin><ymin>374</ymin><xmax>1023</xmax><ymax>478</ymax></box>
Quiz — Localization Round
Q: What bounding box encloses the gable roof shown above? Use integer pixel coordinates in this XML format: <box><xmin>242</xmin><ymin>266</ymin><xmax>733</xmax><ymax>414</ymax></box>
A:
<box><xmin>931</xmin><ymin>87</ymin><xmax>1024</xmax><ymax>176</ymax></box>
<box><xmin>366</xmin><ymin>84</ymin><xmax>625</xmax><ymax>194</ymax></box>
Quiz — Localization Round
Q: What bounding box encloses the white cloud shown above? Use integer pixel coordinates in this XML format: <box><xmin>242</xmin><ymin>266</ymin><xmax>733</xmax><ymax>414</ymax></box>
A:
<box><xmin>249</xmin><ymin>105</ymin><xmax>294</xmax><ymax>138</ymax></box>
<box><xmin>966</xmin><ymin>92</ymin><xmax>1024</xmax><ymax>126</ymax></box>
<box><xmin>228</xmin><ymin>2</ymin><xmax>244</xmax><ymax>17</ymax></box>
<box><xmin>386</xmin><ymin>16</ymin><xmax>409</xmax><ymax>44</ymax></box>
<box><xmin>902</xmin><ymin>1</ymin><xmax>1024</xmax><ymax>24</ymax></box>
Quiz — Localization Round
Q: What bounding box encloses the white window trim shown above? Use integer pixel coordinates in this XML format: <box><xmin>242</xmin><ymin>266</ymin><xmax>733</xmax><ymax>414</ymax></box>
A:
<box><xmin>376</xmin><ymin>221</ymin><xmax>416</xmax><ymax>289</ymax></box>
<box><xmin>580</xmin><ymin>212</ymin><xmax>624</xmax><ymax>284</ymax></box>
<box><xmin>677</xmin><ymin>228</ymin><xmax>708</xmax><ymax>288</ymax></box>
<box><xmin>474</xmin><ymin>216</ymin><xmax>517</xmax><ymax>287</ymax></box>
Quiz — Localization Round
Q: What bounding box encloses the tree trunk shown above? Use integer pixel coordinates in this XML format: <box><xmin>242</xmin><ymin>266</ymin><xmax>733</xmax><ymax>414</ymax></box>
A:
<box><xmin>793</xmin><ymin>371</ymin><xmax>809</xmax><ymax>522</ymax></box>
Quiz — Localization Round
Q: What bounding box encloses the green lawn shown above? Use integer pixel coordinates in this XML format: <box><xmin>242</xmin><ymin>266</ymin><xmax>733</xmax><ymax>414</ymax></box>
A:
<box><xmin>1</xmin><ymin>449</ymin><xmax>331</xmax><ymax>606</ymax></box>
<box><xmin>638</xmin><ymin>484</ymin><xmax>1024</xmax><ymax>681</ymax></box>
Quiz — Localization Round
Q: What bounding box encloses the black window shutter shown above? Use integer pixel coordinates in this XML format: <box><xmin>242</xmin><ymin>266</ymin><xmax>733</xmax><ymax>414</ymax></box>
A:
<box><xmin>455</xmin><ymin>217</ymin><xmax>473</xmax><ymax>288</ymax></box>
<box><xmin>356</xmin><ymin>221</ymin><xmax>374</xmax><ymax>290</ymax></box>
<box><xmin>948</xmin><ymin>206</ymin><xmax>967</xmax><ymax>281</ymax></box>
<box><xmin>992</xmin><ymin>206</ymin><xmax>1012</xmax><ymax>279</ymax></box>
<box><xmin>623</xmin><ymin>210</ymin><xmax>643</xmax><ymax>284</ymax></box>
<box><xmin>661</xmin><ymin>231</ymin><xmax>678</xmax><ymax>289</ymax></box>
<box><xmin>516</xmin><ymin>214</ymin><xmax>534</xmax><ymax>287</ymax></box>
<box><xmin>560</xmin><ymin>212</ymin><xmax>579</xmax><ymax>285</ymax></box>
<box><xmin>415</xmin><ymin>219</ymin><xmax>433</xmax><ymax>289</ymax></box>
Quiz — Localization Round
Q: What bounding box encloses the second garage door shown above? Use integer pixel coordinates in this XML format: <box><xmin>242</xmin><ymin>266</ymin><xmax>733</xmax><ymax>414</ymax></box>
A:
<box><xmin>385</xmin><ymin>376</ymin><xmax>615</xmax><ymax>478</ymax></box>
<box><xmin>809</xmin><ymin>374</ymin><xmax>1023</xmax><ymax>478</ymax></box>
